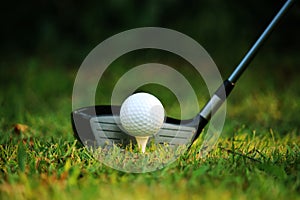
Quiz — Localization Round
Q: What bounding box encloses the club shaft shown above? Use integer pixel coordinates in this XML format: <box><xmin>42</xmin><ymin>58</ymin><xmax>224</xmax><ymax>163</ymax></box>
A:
<box><xmin>228</xmin><ymin>0</ymin><xmax>295</xmax><ymax>83</ymax></box>
<box><xmin>193</xmin><ymin>0</ymin><xmax>295</xmax><ymax>143</ymax></box>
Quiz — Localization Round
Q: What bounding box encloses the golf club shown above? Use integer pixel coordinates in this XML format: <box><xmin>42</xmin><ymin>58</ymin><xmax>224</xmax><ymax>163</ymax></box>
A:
<box><xmin>71</xmin><ymin>0</ymin><xmax>295</xmax><ymax>150</ymax></box>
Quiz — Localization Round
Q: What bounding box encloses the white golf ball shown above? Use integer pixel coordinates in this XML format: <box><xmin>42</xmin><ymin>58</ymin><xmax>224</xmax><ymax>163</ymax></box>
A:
<box><xmin>120</xmin><ymin>92</ymin><xmax>165</xmax><ymax>137</ymax></box>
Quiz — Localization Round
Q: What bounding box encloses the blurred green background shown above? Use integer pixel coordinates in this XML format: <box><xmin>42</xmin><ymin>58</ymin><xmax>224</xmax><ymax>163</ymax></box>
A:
<box><xmin>1</xmin><ymin>0</ymin><xmax>299</xmax><ymax>68</ymax></box>
<box><xmin>0</xmin><ymin>0</ymin><xmax>299</xmax><ymax>134</ymax></box>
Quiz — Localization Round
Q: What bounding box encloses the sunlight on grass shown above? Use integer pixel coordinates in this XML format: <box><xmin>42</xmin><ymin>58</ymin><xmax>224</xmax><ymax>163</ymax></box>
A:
<box><xmin>1</xmin><ymin>133</ymin><xmax>299</xmax><ymax>200</ymax></box>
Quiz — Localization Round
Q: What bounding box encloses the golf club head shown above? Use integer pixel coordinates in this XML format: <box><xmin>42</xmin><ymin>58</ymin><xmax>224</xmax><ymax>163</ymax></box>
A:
<box><xmin>71</xmin><ymin>105</ymin><xmax>203</xmax><ymax>150</ymax></box>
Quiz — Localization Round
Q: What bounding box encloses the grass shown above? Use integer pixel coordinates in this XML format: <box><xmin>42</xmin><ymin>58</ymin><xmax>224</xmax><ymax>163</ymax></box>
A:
<box><xmin>0</xmin><ymin>59</ymin><xmax>300</xmax><ymax>199</ymax></box>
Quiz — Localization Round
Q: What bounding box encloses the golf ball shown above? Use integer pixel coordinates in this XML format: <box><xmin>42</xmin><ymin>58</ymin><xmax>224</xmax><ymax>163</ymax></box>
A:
<box><xmin>120</xmin><ymin>92</ymin><xmax>165</xmax><ymax>137</ymax></box>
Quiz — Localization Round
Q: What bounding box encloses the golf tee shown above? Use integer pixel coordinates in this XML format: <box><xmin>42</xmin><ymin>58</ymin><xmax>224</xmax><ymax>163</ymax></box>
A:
<box><xmin>135</xmin><ymin>136</ymin><xmax>149</xmax><ymax>153</ymax></box>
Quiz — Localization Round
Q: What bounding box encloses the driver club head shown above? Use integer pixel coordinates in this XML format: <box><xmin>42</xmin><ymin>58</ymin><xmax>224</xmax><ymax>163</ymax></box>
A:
<box><xmin>71</xmin><ymin>105</ymin><xmax>203</xmax><ymax>150</ymax></box>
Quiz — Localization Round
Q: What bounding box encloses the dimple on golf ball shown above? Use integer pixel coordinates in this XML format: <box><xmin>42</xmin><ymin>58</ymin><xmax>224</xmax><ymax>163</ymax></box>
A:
<box><xmin>120</xmin><ymin>92</ymin><xmax>165</xmax><ymax>137</ymax></box>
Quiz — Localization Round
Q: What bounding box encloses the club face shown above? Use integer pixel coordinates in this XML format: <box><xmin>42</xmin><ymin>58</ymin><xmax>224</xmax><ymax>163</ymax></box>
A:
<box><xmin>71</xmin><ymin>105</ymin><xmax>200</xmax><ymax>150</ymax></box>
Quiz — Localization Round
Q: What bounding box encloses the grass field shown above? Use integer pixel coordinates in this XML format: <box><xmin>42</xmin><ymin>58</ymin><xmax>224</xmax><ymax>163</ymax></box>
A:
<box><xmin>1</xmin><ymin>59</ymin><xmax>300</xmax><ymax>200</ymax></box>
